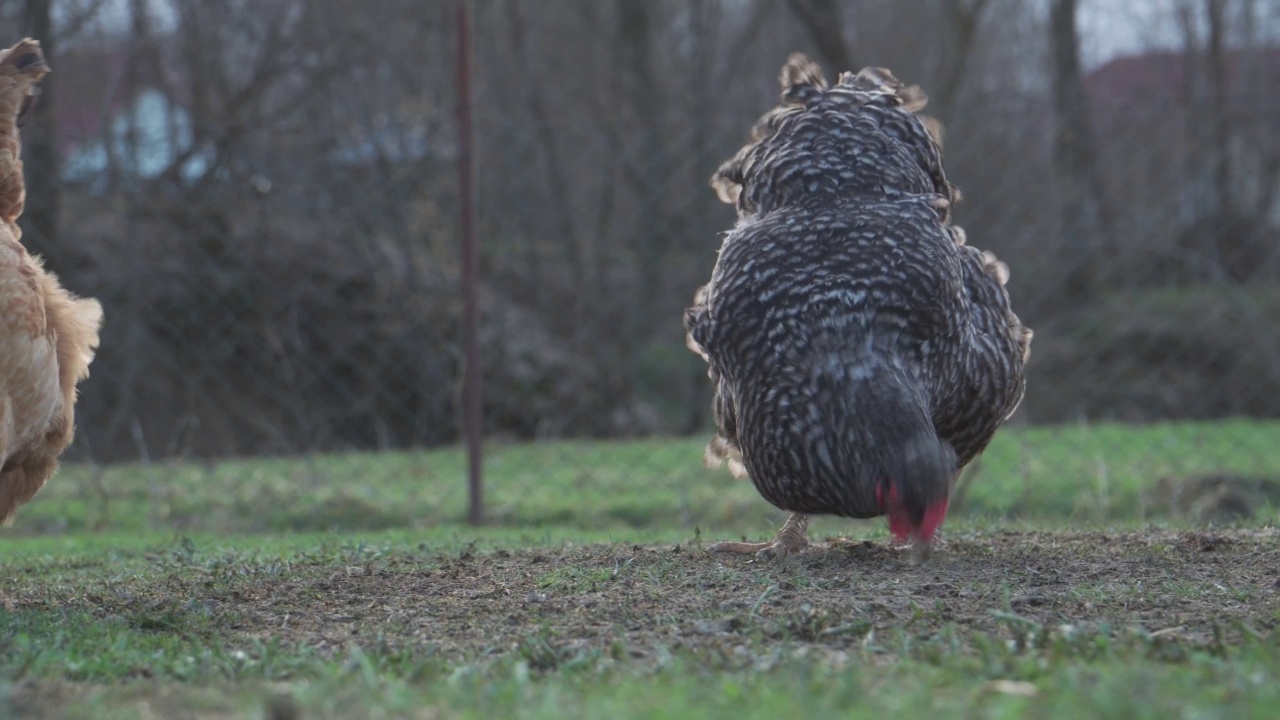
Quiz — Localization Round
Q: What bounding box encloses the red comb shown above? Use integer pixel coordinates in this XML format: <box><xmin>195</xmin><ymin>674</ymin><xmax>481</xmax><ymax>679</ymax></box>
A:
<box><xmin>876</xmin><ymin>484</ymin><xmax>948</xmax><ymax>544</ymax></box>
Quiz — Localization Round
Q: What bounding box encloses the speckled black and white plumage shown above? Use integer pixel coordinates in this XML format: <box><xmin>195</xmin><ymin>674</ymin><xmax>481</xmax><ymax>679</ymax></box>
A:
<box><xmin>685</xmin><ymin>55</ymin><xmax>1032</xmax><ymax>554</ymax></box>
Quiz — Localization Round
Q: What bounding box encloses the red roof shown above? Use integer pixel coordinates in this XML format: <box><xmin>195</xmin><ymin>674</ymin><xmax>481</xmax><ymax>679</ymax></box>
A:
<box><xmin>1085</xmin><ymin>47</ymin><xmax>1280</xmax><ymax>110</ymax></box>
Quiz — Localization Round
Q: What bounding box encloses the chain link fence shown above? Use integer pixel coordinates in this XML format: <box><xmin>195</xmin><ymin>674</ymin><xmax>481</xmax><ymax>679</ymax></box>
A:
<box><xmin>8</xmin><ymin>0</ymin><xmax>1280</xmax><ymax>530</ymax></box>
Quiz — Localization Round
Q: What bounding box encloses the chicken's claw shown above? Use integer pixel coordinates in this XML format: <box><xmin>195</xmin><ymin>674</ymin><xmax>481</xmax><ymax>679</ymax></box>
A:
<box><xmin>709</xmin><ymin>513</ymin><xmax>820</xmax><ymax>559</ymax></box>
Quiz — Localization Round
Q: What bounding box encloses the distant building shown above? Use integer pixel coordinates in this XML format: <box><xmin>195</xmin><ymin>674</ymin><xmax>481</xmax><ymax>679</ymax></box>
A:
<box><xmin>54</xmin><ymin>46</ymin><xmax>211</xmax><ymax>190</ymax></box>
<box><xmin>52</xmin><ymin>44</ymin><xmax>443</xmax><ymax>192</ymax></box>
<box><xmin>62</xmin><ymin>87</ymin><xmax>213</xmax><ymax>187</ymax></box>
<box><xmin>1083</xmin><ymin>47</ymin><xmax>1280</xmax><ymax>225</ymax></box>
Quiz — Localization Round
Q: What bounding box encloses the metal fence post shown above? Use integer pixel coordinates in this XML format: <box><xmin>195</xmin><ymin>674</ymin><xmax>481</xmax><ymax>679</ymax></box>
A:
<box><xmin>456</xmin><ymin>0</ymin><xmax>483</xmax><ymax>525</ymax></box>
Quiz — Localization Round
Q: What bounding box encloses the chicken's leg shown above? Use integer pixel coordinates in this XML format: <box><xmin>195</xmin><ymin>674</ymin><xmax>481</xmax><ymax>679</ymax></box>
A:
<box><xmin>708</xmin><ymin>513</ymin><xmax>822</xmax><ymax>558</ymax></box>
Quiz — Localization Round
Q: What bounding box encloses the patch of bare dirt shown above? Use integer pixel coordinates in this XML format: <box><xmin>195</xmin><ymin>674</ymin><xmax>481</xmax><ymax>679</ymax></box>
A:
<box><xmin>219</xmin><ymin>528</ymin><xmax>1280</xmax><ymax>663</ymax></box>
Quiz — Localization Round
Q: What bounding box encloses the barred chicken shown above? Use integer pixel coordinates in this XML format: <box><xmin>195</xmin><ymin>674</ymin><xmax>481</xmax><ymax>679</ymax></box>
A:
<box><xmin>685</xmin><ymin>54</ymin><xmax>1031</xmax><ymax>556</ymax></box>
<box><xmin>0</xmin><ymin>39</ymin><xmax>102</xmax><ymax>524</ymax></box>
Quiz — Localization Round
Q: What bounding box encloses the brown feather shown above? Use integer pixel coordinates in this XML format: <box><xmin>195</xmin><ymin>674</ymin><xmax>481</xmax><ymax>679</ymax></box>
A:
<box><xmin>0</xmin><ymin>38</ymin><xmax>102</xmax><ymax>524</ymax></box>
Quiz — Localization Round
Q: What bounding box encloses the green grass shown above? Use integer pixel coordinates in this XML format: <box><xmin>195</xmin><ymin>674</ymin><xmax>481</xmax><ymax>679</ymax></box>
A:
<box><xmin>2</xmin><ymin>530</ymin><xmax>1278</xmax><ymax>719</ymax></box>
<box><xmin>9</xmin><ymin>419</ymin><xmax>1280</xmax><ymax>538</ymax></box>
<box><xmin>1</xmin><ymin>420</ymin><xmax>1278</xmax><ymax>718</ymax></box>
<box><xmin>8</xmin><ymin>641</ymin><xmax>1280</xmax><ymax>719</ymax></box>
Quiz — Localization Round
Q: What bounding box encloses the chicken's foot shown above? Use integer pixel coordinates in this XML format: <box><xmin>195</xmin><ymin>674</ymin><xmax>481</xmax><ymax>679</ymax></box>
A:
<box><xmin>708</xmin><ymin>513</ymin><xmax>822</xmax><ymax>558</ymax></box>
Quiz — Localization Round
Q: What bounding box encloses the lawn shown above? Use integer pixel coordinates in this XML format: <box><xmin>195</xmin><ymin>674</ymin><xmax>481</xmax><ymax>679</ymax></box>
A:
<box><xmin>12</xmin><ymin>419</ymin><xmax>1280</xmax><ymax>536</ymax></box>
<box><xmin>2</xmin><ymin>420</ymin><xmax>1279</xmax><ymax>718</ymax></box>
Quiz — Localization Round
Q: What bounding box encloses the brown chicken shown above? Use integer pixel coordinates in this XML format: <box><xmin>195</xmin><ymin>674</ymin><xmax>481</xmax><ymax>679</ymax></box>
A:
<box><xmin>0</xmin><ymin>39</ymin><xmax>102</xmax><ymax>524</ymax></box>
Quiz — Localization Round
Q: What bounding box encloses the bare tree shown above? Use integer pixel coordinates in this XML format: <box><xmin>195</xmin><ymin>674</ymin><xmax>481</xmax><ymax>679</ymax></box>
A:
<box><xmin>1172</xmin><ymin>0</ymin><xmax>1279</xmax><ymax>281</ymax></box>
<box><xmin>34</xmin><ymin>0</ymin><xmax>1274</xmax><ymax>458</ymax></box>
<box><xmin>786</xmin><ymin>0</ymin><xmax>856</xmax><ymax>71</ymax></box>
<box><xmin>931</xmin><ymin>0</ymin><xmax>990</xmax><ymax>114</ymax></box>
<box><xmin>19</xmin><ymin>0</ymin><xmax>58</xmax><ymax>263</ymax></box>
<box><xmin>1205</xmin><ymin>0</ymin><xmax>1233</xmax><ymax>219</ymax></box>
<box><xmin>1049</xmin><ymin>0</ymin><xmax>1114</xmax><ymax>290</ymax></box>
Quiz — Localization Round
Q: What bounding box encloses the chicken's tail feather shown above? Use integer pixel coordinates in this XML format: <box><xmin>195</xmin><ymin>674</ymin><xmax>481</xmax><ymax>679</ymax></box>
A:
<box><xmin>711</xmin><ymin>53</ymin><xmax>952</xmax><ymax>211</ymax></box>
<box><xmin>779</xmin><ymin>52</ymin><xmax>828</xmax><ymax>104</ymax></box>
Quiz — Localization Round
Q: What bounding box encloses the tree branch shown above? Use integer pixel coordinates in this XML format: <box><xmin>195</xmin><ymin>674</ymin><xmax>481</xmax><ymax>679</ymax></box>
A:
<box><xmin>785</xmin><ymin>0</ymin><xmax>856</xmax><ymax>72</ymax></box>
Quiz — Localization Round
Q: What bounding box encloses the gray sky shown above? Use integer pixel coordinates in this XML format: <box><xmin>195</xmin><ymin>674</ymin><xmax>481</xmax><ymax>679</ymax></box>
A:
<box><xmin>1079</xmin><ymin>0</ymin><xmax>1280</xmax><ymax>66</ymax></box>
<box><xmin>1079</xmin><ymin>1</ymin><xmax>1176</xmax><ymax>65</ymax></box>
